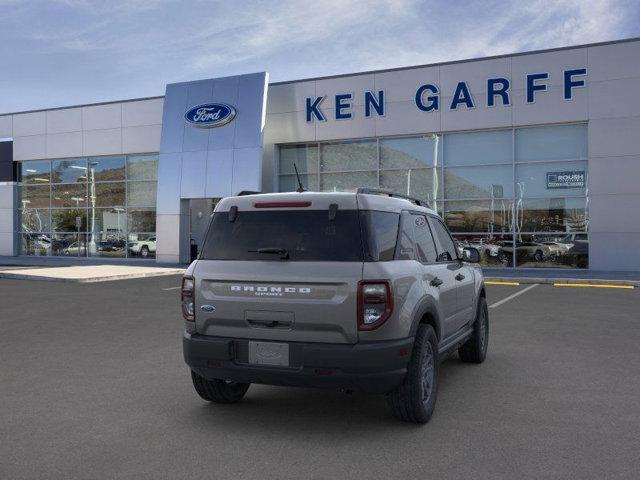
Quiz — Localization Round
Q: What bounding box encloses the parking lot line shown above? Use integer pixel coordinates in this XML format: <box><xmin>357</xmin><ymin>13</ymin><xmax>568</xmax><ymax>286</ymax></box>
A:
<box><xmin>554</xmin><ymin>283</ymin><xmax>635</xmax><ymax>289</ymax></box>
<box><xmin>485</xmin><ymin>281</ymin><xmax>520</xmax><ymax>286</ymax></box>
<box><xmin>489</xmin><ymin>283</ymin><xmax>538</xmax><ymax>309</ymax></box>
<box><xmin>162</xmin><ymin>286</ymin><xmax>181</xmax><ymax>291</ymax></box>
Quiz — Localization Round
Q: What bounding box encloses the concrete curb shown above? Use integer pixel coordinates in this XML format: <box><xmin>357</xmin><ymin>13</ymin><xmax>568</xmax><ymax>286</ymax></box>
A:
<box><xmin>486</xmin><ymin>277</ymin><xmax>640</xmax><ymax>287</ymax></box>
<box><xmin>0</xmin><ymin>269</ymin><xmax>185</xmax><ymax>283</ymax></box>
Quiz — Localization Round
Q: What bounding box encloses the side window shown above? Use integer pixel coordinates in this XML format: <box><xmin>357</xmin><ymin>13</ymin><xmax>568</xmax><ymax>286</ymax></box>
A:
<box><xmin>412</xmin><ymin>214</ymin><xmax>437</xmax><ymax>263</ymax></box>
<box><xmin>362</xmin><ymin>211</ymin><xmax>400</xmax><ymax>261</ymax></box>
<box><xmin>395</xmin><ymin>211</ymin><xmax>416</xmax><ymax>260</ymax></box>
<box><xmin>428</xmin><ymin>217</ymin><xmax>458</xmax><ymax>262</ymax></box>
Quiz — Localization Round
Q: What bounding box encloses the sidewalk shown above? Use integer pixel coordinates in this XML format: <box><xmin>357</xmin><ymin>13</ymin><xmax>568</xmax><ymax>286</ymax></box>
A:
<box><xmin>0</xmin><ymin>265</ymin><xmax>185</xmax><ymax>283</ymax></box>
<box><xmin>483</xmin><ymin>268</ymin><xmax>640</xmax><ymax>287</ymax></box>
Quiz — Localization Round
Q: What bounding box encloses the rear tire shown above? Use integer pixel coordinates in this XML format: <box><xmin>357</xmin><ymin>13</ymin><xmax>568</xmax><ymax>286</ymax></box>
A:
<box><xmin>459</xmin><ymin>297</ymin><xmax>489</xmax><ymax>363</ymax></box>
<box><xmin>141</xmin><ymin>246</ymin><xmax>149</xmax><ymax>258</ymax></box>
<box><xmin>387</xmin><ymin>324</ymin><xmax>439</xmax><ymax>424</ymax></box>
<box><xmin>190</xmin><ymin>370</ymin><xmax>250</xmax><ymax>404</ymax></box>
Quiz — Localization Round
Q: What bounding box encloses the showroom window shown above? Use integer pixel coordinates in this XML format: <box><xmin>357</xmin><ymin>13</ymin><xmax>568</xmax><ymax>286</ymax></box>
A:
<box><xmin>278</xmin><ymin>124</ymin><xmax>588</xmax><ymax>269</ymax></box>
<box><xmin>18</xmin><ymin>154</ymin><xmax>158</xmax><ymax>259</ymax></box>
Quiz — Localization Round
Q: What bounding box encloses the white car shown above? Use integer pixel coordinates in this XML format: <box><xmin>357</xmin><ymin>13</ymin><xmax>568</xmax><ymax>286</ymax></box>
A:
<box><xmin>63</xmin><ymin>242</ymin><xmax>85</xmax><ymax>256</ymax></box>
<box><xmin>128</xmin><ymin>237</ymin><xmax>156</xmax><ymax>258</ymax></box>
<box><xmin>540</xmin><ymin>241</ymin><xmax>571</xmax><ymax>257</ymax></box>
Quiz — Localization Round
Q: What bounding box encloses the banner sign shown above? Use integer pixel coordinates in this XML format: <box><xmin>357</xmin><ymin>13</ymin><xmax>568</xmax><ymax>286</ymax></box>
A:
<box><xmin>546</xmin><ymin>171</ymin><xmax>586</xmax><ymax>189</ymax></box>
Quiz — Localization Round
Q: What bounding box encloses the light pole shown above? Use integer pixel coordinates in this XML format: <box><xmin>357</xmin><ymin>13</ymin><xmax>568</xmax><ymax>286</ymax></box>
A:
<box><xmin>70</xmin><ymin>162</ymin><xmax>97</xmax><ymax>254</ymax></box>
<box><xmin>88</xmin><ymin>162</ymin><xmax>97</xmax><ymax>254</ymax></box>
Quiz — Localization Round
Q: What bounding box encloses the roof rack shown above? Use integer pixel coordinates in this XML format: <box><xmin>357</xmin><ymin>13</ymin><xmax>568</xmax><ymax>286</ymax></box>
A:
<box><xmin>356</xmin><ymin>188</ymin><xmax>429</xmax><ymax>207</ymax></box>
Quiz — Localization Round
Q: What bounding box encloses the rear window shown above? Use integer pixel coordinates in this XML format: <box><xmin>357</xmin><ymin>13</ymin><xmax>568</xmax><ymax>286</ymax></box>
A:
<box><xmin>201</xmin><ymin>210</ymin><xmax>364</xmax><ymax>261</ymax></box>
<box><xmin>200</xmin><ymin>209</ymin><xmax>400</xmax><ymax>262</ymax></box>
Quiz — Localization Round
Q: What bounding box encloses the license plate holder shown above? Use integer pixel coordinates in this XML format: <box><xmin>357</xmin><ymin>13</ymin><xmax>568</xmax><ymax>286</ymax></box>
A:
<box><xmin>248</xmin><ymin>341</ymin><xmax>290</xmax><ymax>367</ymax></box>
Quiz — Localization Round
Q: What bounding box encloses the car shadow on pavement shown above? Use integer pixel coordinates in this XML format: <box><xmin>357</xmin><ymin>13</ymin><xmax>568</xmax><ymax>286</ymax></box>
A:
<box><xmin>178</xmin><ymin>356</ymin><xmax>475</xmax><ymax>433</ymax></box>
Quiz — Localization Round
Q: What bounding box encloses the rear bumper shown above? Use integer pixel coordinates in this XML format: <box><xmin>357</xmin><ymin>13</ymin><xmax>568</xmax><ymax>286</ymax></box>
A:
<box><xmin>183</xmin><ymin>332</ymin><xmax>414</xmax><ymax>394</ymax></box>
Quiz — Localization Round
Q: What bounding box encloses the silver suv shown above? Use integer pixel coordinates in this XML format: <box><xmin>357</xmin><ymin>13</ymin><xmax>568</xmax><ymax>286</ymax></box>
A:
<box><xmin>182</xmin><ymin>189</ymin><xmax>488</xmax><ymax>423</ymax></box>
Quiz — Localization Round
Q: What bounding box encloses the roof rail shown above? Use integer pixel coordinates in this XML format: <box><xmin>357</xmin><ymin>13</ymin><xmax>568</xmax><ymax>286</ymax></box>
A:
<box><xmin>356</xmin><ymin>188</ymin><xmax>429</xmax><ymax>207</ymax></box>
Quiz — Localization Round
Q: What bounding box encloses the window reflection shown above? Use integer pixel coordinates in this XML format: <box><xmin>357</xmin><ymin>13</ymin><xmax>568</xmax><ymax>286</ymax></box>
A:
<box><xmin>20</xmin><ymin>209</ymin><xmax>50</xmax><ymax>233</ymax></box>
<box><xmin>51</xmin><ymin>158</ymin><xmax>87</xmax><ymax>183</ymax></box>
<box><xmin>127</xmin><ymin>181</ymin><xmax>157</xmax><ymax>207</ymax></box>
<box><xmin>516</xmin><ymin>161</ymin><xmax>587</xmax><ymax>198</ymax></box>
<box><xmin>52</xmin><ymin>209</ymin><xmax>87</xmax><ymax>232</ymax></box>
<box><xmin>454</xmin><ymin>234</ymin><xmax>512</xmax><ymax>267</ymax></box>
<box><xmin>92</xmin><ymin>156</ymin><xmax>125</xmax><ymax>181</ymax></box>
<box><xmin>21</xmin><ymin>185</ymin><xmax>50</xmax><ymax>209</ymax></box>
<box><xmin>320</xmin><ymin>171</ymin><xmax>377</xmax><ymax>192</ymax></box>
<box><xmin>516</xmin><ymin>125</ymin><xmax>587</xmax><ymax>162</ymax></box>
<box><xmin>51</xmin><ymin>184</ymin><xmax>87</xmax><ymax>208</ymax></box>
<box><xmin>444</xmin><ymin>130</ymin><xmax>512</xmax><ymax>166</ymax></box>
<box><xmin>95</xmin><ymin>182</ymin><xmax>125</xmax><ymax>207</ymax></box>
<box><xmin>128</xmin><ymin>233</ymin><xmax>156</xmax><ymax>258</ymax></box>
<box><xmin>514</xmin><ymin>234</ymin><xmax>588</xmax><ymax>269</ymax></box>
<box><xmin>279</xmin><ymin>174</ymin><xmax>318</xmax><ymax>192</ymax></box>
<box><xmin>321</xmin><ymin>141</ymin><xmax>377</xmax><ymax>172</ymax></box>
<box><xmin>380</xmin><ymin>168</ymin><xmax>439</xmax><ymax>201</ymax></box>
<box><xmin>380</xmin><ymin>136</ymin><xmax>440</xmax><ymax>169</ymax></box>
<box><xmin>21</xmin><ymin>233</ymin><xmax>52</xmax><ymax>256</ymax></box>
<box><xmin>444</xmin><ymin>165</ymin><xmax>513</xmax><ymax>199</ymax></box>
<box><xmin>50</xmin><ymin>233</ymin><xmax>87</xmax><ymax>257</ymax></box>
<box><xmin>515</xmin><ymin>197</ymin><xmax>588</xmax><ymax>233</ymax></box>
<box><xmin>18</xmin><ymin>154</ymin><xmax>158</xmax><ymax>259</ymax></box>
<box><xmin>128</xmin><ymin>209</ymin><xmax>156</xmax><ymax>232</ymax></box>
<box><xmin>20</xmin><ymin>160</ymin><xmax>50</xmax><ymax>184</ymax></box>
<box><xmin>279</xmin><ymin>145</ymin><xmax>318</xmax><ymax>175</ymax></box>
<box><xmin>127</xmin><ymin>155</ymin><xmax>158</xmax><ymax>181</ymax></box>
<box><xmin>444</xmin><ymin>200</ymin><xmax>513</xmax><ymax>233</ymax></box>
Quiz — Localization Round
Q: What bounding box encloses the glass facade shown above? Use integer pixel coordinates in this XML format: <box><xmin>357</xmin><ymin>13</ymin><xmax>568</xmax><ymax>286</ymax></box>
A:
<box><xmin>278</xmin><ymin>124</ymin><xmax>588</xmax><ymax>268</ymax></box>
<box><xmin>18</xmin><ymin>154</ymin><xmax>158</xmax><ymax>259</ymax></box>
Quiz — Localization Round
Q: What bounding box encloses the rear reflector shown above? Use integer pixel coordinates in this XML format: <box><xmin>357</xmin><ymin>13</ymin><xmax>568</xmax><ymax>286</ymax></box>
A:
<box><xmin>254</xmin><ymin>201</ymin><xmax>312</xmax><ymax>208</ymax></box>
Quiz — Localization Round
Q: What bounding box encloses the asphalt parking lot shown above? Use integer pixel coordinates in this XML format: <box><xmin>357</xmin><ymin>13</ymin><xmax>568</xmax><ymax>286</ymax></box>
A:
<box><xmin>1</xmin><ymin>276</ymin><xmax>639</xmax><ymax>479</ymax></box>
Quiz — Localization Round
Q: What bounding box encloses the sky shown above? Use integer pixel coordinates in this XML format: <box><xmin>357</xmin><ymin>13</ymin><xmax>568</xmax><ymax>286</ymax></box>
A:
<box><xmin>0</xmin><ymin>0</ymin><xmax>639</xmax><ymax>113</ymax></box>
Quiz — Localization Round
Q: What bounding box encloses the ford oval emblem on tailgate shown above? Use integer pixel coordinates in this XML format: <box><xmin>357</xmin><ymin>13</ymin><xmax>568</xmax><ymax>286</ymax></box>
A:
<box><xmin>200</xmin><ymin>304</ymin><xmax>216</xmax><ymax>312</ymax></box>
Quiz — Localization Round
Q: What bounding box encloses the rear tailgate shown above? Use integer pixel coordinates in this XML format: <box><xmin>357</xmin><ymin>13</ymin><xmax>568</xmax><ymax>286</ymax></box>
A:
<box><xmin>192</xmin><ymin>193</ymin><xmax>364</xmax><ymax>344</ymax></box>
<box><xmin>194</xmin><ymin>261</ymin><xmax>361</xmax><ymax>344</ymax></box>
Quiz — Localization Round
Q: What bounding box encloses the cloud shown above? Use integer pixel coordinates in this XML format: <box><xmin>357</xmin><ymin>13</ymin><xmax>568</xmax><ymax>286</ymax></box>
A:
<box><xmin>0</xmin><ymin>0</ymin><xmax>637</xmax><ymax>111</ymax></box>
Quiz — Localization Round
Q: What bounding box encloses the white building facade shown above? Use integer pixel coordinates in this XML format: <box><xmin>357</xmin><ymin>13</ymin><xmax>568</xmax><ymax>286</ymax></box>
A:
<box><xmin>1</xmin><ymin>38</ymin><xmax>639</xmax><ymax>270</ymax></box>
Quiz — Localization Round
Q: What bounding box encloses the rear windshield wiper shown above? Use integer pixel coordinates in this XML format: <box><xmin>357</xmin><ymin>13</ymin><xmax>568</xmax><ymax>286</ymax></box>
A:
<box><xmin>248</xmin><ymin>247</ymin><xmax>290</xmax><ymax>259</ymax></box>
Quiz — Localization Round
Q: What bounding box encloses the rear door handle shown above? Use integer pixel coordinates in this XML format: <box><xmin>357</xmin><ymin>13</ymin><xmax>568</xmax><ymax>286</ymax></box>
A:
<box><xmin>430</xmin><ymin>277</ymin><xmax>443</xmax><ymax>287</ymax></box>
<box><xmin>455</xmin><ymin>273</ymin><xmax>465</xmax><ymax>281</ymax></box>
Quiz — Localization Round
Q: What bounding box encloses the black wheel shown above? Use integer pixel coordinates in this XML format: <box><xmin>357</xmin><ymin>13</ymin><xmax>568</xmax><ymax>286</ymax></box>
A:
<box><xmin>459</xmin><ymin>297</ymin><xmax>489</xmax><ymax>363</ymax></box>
<box><xmin>387</xmin><ymin>324</ymin><xmax>439</xmax><ymax>424</ymax></box>
<box><xmin>190</xmin><ymin>370</ymin><xmax>250</xmax><ymax>404</ymax></box>
<box><xmin>534</xmin><ymin>249</ymin><xmax>543</xmax><ymax>262</ymax></box>
<box><xmin>140</xmin><ymin>246</ymin><xmax>149</xmax><ymax>258</ymax></box>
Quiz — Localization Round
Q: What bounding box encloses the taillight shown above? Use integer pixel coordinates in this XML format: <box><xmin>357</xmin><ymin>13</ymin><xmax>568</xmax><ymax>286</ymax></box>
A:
<box><xmin>181</xmin><ymin>276</ymin><xmax>195</xmax><ymax>321</ymax></box>
<box><xmin>357</xmin><ymin>280</ymin><xmax>393</xmax><ymax>331</ymax></box>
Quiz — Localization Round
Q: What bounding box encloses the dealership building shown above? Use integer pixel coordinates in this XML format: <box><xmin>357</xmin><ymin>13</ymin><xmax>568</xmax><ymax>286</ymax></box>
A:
<box><xmin>0</xmin><ymin>38</ymin><xmax>639</xmax><ymax>270</ymax></box>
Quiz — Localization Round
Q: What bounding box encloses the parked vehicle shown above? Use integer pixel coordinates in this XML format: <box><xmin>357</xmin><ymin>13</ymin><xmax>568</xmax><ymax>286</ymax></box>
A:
<box><xmin>540</xmin><ymin>241</ymin><xmax>570</xmax><ymax>257</ymax></box>
<box><xmin>182</xmin><ymin>189</ymin><xmax>488</xmax><ymax>424</ymax></box>
<box><xmin>128</xmin><ymin>236</ymin><xmax>156</xmax><ymax>258</ymax></box>
<box><xmin>498</xmin><ymin>241</ymin><xmax>552</xmax><ymax>265</ymax></box>
<box><xmin>62</xmin><ymin>242</ymin><xmax>85</xmax><ymax>256</ymax></box>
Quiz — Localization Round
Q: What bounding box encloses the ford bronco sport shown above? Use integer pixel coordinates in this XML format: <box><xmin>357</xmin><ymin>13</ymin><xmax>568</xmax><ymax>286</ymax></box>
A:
<box><xmin>182</xmin><ymin>189</ymin><xmax>488</xmax><ymax>423</ymax></box>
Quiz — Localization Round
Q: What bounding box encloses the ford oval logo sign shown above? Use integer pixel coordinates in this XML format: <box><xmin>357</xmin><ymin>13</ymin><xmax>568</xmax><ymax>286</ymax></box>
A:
<box><xmin>184</xmin><ymin>103</ymin><xmax>236</xmax><ymax>128</ymax></box>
